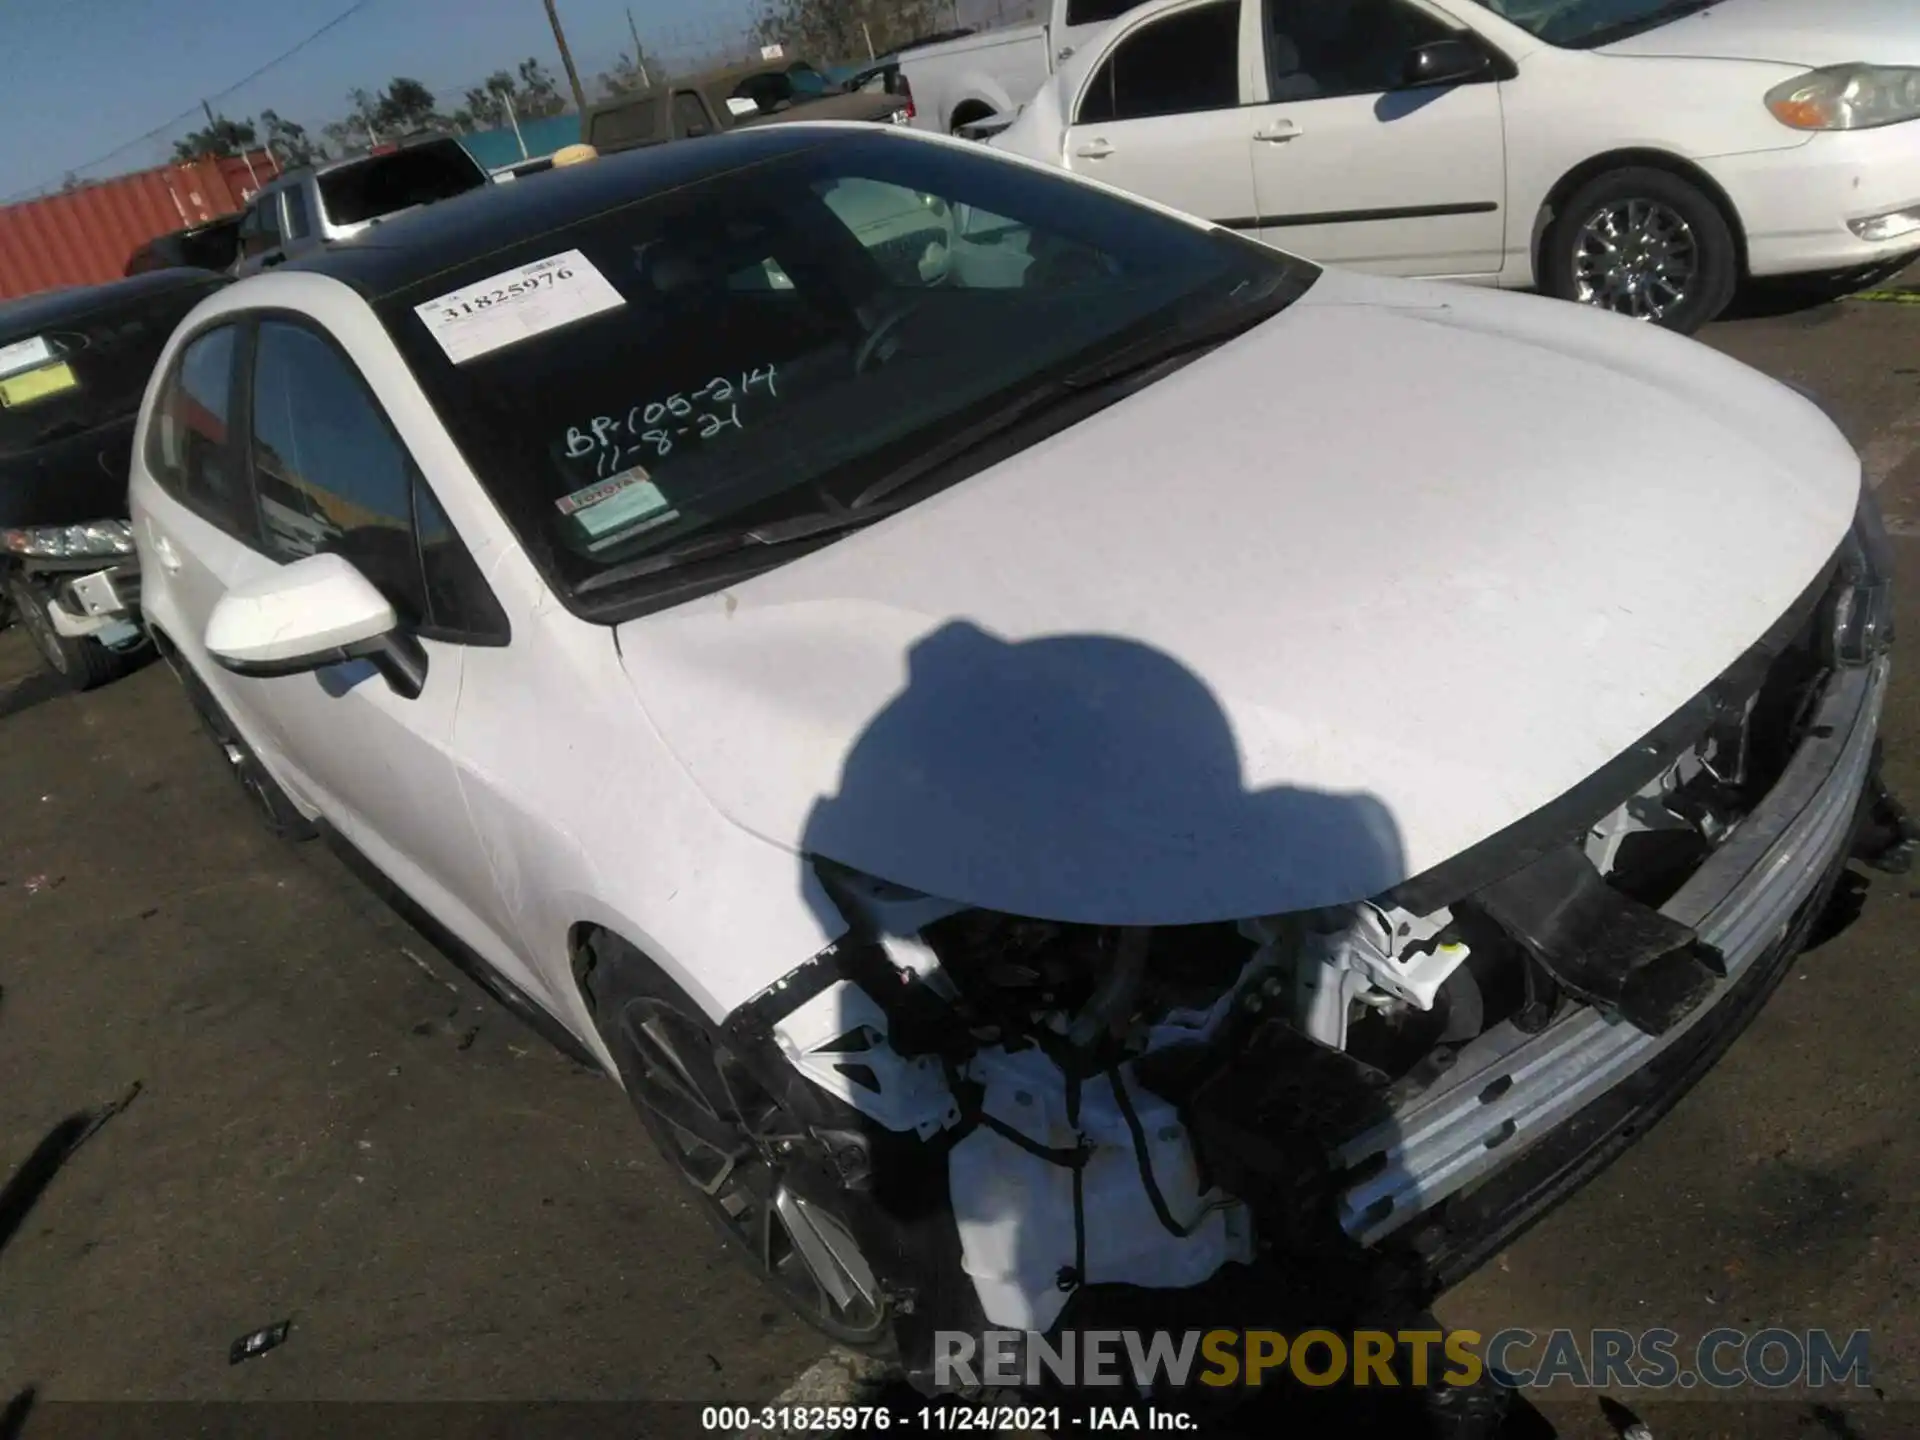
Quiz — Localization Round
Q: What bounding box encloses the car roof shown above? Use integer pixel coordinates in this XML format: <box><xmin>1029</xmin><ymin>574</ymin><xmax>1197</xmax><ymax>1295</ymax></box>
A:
<box><xmin>0</xmin><ymin>268</ymin><xmax>228</xmax><ymax>341</ymax></box>
<box><xmin>285</xmin><ymin>124</ymin><xmax>848</xmax><ymax>301</ymax></box>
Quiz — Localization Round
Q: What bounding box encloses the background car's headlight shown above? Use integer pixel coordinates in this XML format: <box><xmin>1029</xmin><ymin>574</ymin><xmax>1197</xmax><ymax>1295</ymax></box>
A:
<box><xmin>1767</xmin><ymin>64</ymin><xmax>1920</xmax><ymax>130</ymax></box>
<box><xmin>0</xmin><ymin>519</ymin><xmax>136</xmax><ymax>559</ymax></box>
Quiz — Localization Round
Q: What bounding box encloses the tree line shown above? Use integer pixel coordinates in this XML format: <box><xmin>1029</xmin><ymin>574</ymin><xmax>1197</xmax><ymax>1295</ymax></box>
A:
<box><xmin>171</xmin><ymin>0</ymin><xmax>951</xmax><ymax>167</ymax></box>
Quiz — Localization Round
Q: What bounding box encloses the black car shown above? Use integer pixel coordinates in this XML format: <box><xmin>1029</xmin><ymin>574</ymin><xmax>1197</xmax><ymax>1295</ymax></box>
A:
<box><xmin>1</xmin><ymin>269</ymin><xmax>228</xmax><ymax>688</ymax></box>
<box><xmin>123</xmin><ymin>215</ymin><xmax>245</xmax><ymax>277</ymax></box>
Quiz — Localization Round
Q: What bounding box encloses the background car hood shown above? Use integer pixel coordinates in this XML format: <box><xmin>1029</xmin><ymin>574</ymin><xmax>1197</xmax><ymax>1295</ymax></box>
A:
<box><xmin>1601</xmin><ymin>0</ymin><xmax>1920</xmax><ymax>67</ymax></box>
<box><xmin>615</xmin><ymin>270</ymin><xmax>1859</xmax><ymax>926</ymax></box>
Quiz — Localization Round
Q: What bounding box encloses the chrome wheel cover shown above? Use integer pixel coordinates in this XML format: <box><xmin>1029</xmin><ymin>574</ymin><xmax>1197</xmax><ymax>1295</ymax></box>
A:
<box><xmin>1571</xmin><ymin>198</ymin><xmax>1699</xmax><ymax>321</ymax></box>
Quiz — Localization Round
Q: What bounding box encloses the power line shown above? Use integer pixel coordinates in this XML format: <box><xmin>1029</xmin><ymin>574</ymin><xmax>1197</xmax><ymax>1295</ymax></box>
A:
<box><xmin>5</xmin><ymin>0</ymin><xmax>384</xmax><ymax>202</ymax></box>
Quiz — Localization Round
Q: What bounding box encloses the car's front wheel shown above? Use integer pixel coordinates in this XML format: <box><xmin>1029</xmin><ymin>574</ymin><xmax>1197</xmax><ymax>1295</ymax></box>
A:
<box><xmin>577</xmin><ymin>930</ymin><xmax>900</xmax><ymax>1350</ymax></box>
<box><xmin>1542</xmin><ymin>167</ymin><xmax>1738</xmax><ymax>334</ymax></box>
<box><xmin>3</xmin><ymin>569</ymin><xmax>133</xmax><ymax>692</ymax></box>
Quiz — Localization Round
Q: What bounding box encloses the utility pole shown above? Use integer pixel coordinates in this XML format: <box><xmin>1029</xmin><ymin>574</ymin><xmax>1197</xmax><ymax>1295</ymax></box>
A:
<box><xmin>543</xmin><ymin>0</ymin><xmax>589</xmax><ymax>113</ymax></box>
<box><xmin>626</xmin><ymin>7</ymin><xmax>652</xmax><ymax>87</ymax></box>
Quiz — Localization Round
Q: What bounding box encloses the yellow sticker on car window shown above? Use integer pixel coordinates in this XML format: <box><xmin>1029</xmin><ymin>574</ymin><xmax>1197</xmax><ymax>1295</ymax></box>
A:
<box><xmin>0</xmin><ymin>360</ymin><xmax>79</xmax><ymax>408</ymax></box>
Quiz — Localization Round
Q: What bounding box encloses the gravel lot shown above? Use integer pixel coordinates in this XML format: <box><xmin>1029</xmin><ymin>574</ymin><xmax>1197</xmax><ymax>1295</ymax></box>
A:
<box><xmin>1</xmin><ymin>271</ymin><xmax>1916</xmax><ymax>1438</ymax></box>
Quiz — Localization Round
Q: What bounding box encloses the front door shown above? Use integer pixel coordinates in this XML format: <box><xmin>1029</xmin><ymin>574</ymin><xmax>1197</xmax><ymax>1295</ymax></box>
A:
<box><xmin>1060</xmin><ymin>0</ymin><xmax>1260</xmax><ymax>231</ymax></box>
<box><xmin>1249</xmin><ymin>0</ymin><xmax>1507</xmax><ymax>277</ymax></box>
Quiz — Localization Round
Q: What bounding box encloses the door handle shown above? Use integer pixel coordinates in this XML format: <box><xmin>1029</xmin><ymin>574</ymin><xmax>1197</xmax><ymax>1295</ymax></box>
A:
<box><xmin>1057</xmin><ymin>45</ymin><xmax>1075</xmax><ymax>62</ymax></box>
<box><xmin>1074</xmin><ymin>139</ymin><xmax>1114</xmax><ymax>160</ymax></box>
<box><xmin>1253</xmin><ymin>120</ymin><xmax>1301</xmax><ymax>143</ymax></box>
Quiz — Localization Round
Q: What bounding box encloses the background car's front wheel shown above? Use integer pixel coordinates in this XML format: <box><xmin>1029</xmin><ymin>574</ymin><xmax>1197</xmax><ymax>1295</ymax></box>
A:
<box><xmin>3</xmin><ymin>570</ymin><xmax>133</xmax><ymax>692</ymax></box>
<box><xmin>1543</xmin><ymin>167</ymin><xmax>1738</xmax><ymax>334</ymax></box>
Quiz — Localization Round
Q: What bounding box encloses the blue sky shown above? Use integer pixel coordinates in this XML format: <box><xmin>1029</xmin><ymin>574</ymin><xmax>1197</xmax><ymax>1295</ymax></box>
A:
<box><xmin>0</xmin><ymin>0</ymin><xmax>764</xmax><ymax>198</ymax></box>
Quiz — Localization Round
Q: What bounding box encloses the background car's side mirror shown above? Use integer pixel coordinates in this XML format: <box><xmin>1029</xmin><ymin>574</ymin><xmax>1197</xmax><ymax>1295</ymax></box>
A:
<box><xmin>1403</xmin><ymin>37</ymin><xmax>1493</xmax><ymax>89</ymax></box>
<box><xmin>204</xmin><ymin>552</ymin><xmax>428</xmax><ymax>699</ymax></box>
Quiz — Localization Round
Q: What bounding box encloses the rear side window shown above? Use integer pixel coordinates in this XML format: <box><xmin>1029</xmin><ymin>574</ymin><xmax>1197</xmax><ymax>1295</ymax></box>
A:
<box><xmin>317</xmin><ymin>143</ymin><xmax>485</xmax><ymax>228</ymax></box>
<box><xmin>147</xmin><ymin>324</ymin><xmax>256</xmax><ymax>538</ymax></box>
<box><xmin>1067</xmin><ymin>0</ymin><xmax>1152</xmax><ymax>24</ymax></box>
<box><xmin>1</xmin><ymin>279</ymin><xmax>223</xmax><ymax>456</ymax></box>
<box><xmin>672</xmin><ymin>91</ymin><xmax>715</xmax><ymax>137</ymax></box>
<box><xmin>1078</xmin><ymin>1</ymin><xmax>1242</xmax><ymax>122</ymax></box>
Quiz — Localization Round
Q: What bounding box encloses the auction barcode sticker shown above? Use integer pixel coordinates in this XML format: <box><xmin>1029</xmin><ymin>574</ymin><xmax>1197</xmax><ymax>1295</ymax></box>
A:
<box><xmin>415</xmin><ymin>250</ymin><xmax>625</xmax><ymax>364</ymax></box>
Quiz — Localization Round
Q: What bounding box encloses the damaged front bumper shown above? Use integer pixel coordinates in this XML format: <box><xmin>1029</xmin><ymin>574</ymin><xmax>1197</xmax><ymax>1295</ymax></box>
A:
<box><xmin>1338</xmin><ymin>653</ymin><xmax>1888</xmax><ymax>1249</ymax></box>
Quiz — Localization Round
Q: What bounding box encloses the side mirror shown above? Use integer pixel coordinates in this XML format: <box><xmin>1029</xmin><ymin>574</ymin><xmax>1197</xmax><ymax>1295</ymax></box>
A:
<box><xmin>204</xmin><ymin>552</ymin><xmax>428</xmax><ymax>699</ymax></box>
<box><xmin>1403</xmin><ymin>37</ymin><xmax>1492</xmax><ymax>89</ymax></box>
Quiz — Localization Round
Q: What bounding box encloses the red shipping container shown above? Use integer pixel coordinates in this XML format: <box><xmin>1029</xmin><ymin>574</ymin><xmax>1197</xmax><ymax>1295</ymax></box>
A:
<box><xmin>0</xmin><ymin>149</ymin><xmax>280</xmax><ymax>300</ymax></box>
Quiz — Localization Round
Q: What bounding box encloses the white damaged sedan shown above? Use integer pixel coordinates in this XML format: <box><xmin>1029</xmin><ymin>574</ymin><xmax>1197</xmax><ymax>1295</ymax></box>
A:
<box><xmin>130</xmin><ymin>122</ymin><xmax>1908</xmax><ymax>1387</ymax></box>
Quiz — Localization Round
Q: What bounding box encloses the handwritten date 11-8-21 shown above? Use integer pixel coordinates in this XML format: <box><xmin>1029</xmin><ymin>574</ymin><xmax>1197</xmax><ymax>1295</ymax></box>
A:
<box><xmin>564</xmin><ymin>365</ymin><xmax>778</xmax><ymax>474</ymax></box>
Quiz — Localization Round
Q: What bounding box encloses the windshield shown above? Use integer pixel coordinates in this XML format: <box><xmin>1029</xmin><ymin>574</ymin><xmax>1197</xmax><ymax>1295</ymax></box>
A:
<box><xmin>381</xmin><ymin>132</ymin><xmax>1314</xmax><ymax>614</ymax></box>
<box><xmin>0</xmin><ymin>278</ymin><xmax>223</xmax><ymax>457</ymax></box>
<box><xmin>319</xmin><ymin>142</ymin><xmax>487</xmax><ymax>228</ymax></box>
<box><xmin>1469</xmin><ymin>0</ymin><xmax>1719</xmax><ymax>47</ymax></box>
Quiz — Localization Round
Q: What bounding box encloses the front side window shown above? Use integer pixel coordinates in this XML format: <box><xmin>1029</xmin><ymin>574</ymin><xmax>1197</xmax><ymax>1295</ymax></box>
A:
<box><xmin>1078</xmin><ymin>2</ymin><xmax>1242</xmax><ymax>123</ymax></box>
<box><xmin>282</xmin><ymin>185</ymin><xmax>314</xmax><ymax>242</ymax></box>
<box><xmin>147</xmin><ymin>323</ymin><xmax>254</xmax><ymax>538</ymax></box>
<box><xmin>380</xmin><ymin>130</ymin><xmax>1314</xmax><ymax>615</ymax></box>
<box><xmin>237</xmin><ymin>196</ymin><xmax>282</xmax><ymax>258</ymax></box>
<box><xmin>1265</xmin><ymin>0</ymin><xmax>1458</xmax><ymax>98</ymax></box>
<box><xmin>248</xmin><ymin>320</ymin><xmax>426</xmax><ymax>621</ymax></box>
<box><xmin>247</xmin><ymin>320</ymin><xmax>503</xmax><ymax>638</ymax></box>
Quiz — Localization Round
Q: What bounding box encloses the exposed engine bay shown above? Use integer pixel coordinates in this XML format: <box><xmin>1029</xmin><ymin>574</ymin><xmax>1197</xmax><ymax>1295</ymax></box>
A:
<box><xmin>765</xmin><ymin>566</ymin><xmax>1903</xmax><ymax>1336</ymax></box>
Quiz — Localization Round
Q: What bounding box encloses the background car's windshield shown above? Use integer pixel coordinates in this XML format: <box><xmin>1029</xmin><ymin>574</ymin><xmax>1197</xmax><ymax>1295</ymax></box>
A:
<box><xmin>0</xmin><ymin>279</ymin><xmax>222</xmax><ymax>457</ymax></box>
<box><xmin>382</xmin><ymin>132</ymin><xmax>1312</xmax><ymax>607</ymax></box>
<box><xmin>320</xmin><ymin>142</ymin><xmax>487</xmax><ymax>227</ymax></box>
<box><xmin>1470</xmin><ymin>0</ymin><xmax>1714</xmax><ymax>47</ymax></box>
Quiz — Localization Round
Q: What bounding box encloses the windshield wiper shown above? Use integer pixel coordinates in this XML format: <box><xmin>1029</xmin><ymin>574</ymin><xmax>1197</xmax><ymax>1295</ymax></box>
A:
<box><xmin>849</xmin><ymin>277</ymin><xmax>1298</xmax><ymax>512</ymax></box>
<box><xmin>573</xmin><ymin>503</ymin><xmax>904</xmax><ymax>594</ymax></box>
<box><xmin>1570</xmin><ymin>0</ymin><xmax>1721</xmax><ymax>49</ymax></box>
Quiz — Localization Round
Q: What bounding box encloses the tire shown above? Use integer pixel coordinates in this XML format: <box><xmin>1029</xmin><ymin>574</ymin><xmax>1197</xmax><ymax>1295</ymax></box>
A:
<box><xmin>948</xmin><ymin>103</ymin><xmax>993</xmax><ymax>136</ymax></box>
<box><xmin>1542</xmin><ymin>167</ymin><xmax>1738</xmax><ymax>334</ymax></box>
<box><xmin>575</xmin><ymin>929</ymin><xmax>901</xmax><ymax>1351</ymax></box>
<box><xmin>4</xmin><ymin>569</ymin><xmax>132</xmax><ymax>692</ymax></box>
<box><xmin>176</xmin><ymin>660</ymin><xmax>318</xmax><ymax>841</ymax></box>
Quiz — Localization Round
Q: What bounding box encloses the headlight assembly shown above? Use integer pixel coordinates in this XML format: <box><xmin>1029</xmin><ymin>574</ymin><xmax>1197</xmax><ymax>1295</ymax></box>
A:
<box><xmin>1</xmin><ymin>519</ymin><xmax>136</xmax><ymax>559</ymax></box>
<box><xmin>1766</xmin><ymin>64</ymin><xmax>1920</xmax><ymax>131</ymax></box>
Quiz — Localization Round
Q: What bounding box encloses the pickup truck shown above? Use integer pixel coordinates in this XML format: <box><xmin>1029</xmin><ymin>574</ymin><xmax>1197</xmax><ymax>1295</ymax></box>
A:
<box><xmin>899</xmin><ymin>0</ymin><xmax>1150</xmax><ymax>134</ymax></box>
<box><xmin>581</xmin><ymin>58</ymin><xmax>909</xmax><ymax>155</ymax></box>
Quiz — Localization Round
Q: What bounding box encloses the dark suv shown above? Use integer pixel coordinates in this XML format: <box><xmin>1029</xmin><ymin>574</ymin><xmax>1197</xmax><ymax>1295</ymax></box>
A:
<box><xmin>1</xmin><ymin>269</ymin><xmax>228</xmax><ymax>689</ymax></box>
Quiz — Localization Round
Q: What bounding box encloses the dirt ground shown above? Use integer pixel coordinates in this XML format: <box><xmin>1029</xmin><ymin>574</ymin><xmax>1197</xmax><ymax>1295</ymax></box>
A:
<box><xmin>1</xmin><ymin>273</ymin><xmax>1917</xmax><ymax>1438</ymax></box>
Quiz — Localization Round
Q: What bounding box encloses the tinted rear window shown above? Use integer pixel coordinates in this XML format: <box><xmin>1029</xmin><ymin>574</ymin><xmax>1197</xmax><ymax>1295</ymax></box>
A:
<box><xmin>0</xmin><ymin>279</ymin><xmax>224</xmax><ymax>456</ymax></box>
<box><xmin>318</xmin><ymin>143</ymin><xmax>487</xmax><ymax>227</ymax></box>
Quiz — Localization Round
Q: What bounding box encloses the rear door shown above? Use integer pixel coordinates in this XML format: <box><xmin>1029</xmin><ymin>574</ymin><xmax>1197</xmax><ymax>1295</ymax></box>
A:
<box><xmin>1060</xmin><ymin>0</ymin><xmax>1260</xmax><ymax>232</ymax></box>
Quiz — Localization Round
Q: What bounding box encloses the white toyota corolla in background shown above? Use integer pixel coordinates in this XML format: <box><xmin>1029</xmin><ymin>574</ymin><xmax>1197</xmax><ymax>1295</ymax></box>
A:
<box><xmin>989</xmin><ymin>0</ymin><xmax>1920</xmax><ymax>331</ymax></box>
<box><xmin>129</xmin><ymin>123</ymin><xmax>1907</xmax><ymax>1397</ymax></box>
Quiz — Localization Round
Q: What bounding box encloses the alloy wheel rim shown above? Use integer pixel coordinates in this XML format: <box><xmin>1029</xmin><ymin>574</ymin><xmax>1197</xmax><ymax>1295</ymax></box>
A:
<box><xmin>1571</xmin><ymin>198</ymin><xmax>1698</xmax><ymax>321</ymax></box>
<box><xmin>621</xmin><ymin>999</ymin><xmax>883</xmax><ymax>1331</ymax></box>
